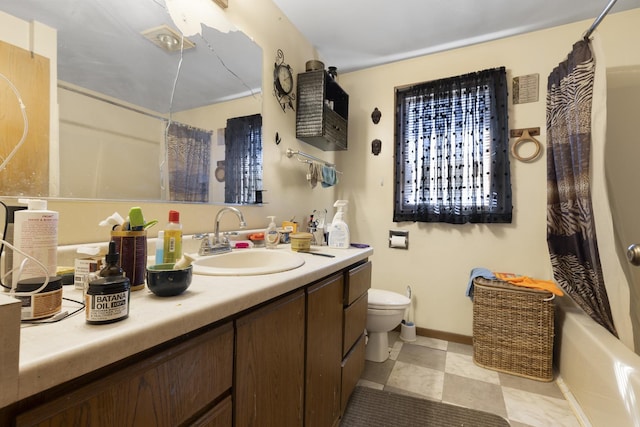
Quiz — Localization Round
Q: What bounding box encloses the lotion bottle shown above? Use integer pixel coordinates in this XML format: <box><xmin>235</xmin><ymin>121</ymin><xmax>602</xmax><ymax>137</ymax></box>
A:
<box><xmin>328</xmin><ymin>200</ymin><xmax>350</xmax><ymax>249</ymax></box>
<box><xmin>163</xmin><ymin>210</ymin><xmax>183</xmax><ymax>264</ymax></box>
<box><xmin>12</xmin><ymin>199</ymin><xmax>58</xmax><ymax>287</ymax></box>
<box><xmin>155</xmin><ymin>231</ymin><xmax>165</xmax><ymax>264</ymax></box>
<box><xmin>265</xmin><ymin>216</ymin><xmax>279</xmax><ymax>249</ymax></box>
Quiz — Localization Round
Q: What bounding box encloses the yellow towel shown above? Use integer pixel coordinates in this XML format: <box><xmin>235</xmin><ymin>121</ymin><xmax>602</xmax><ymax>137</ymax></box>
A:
<box><xmin>494</xmin><ymin>272</ymin><xmax>564</xmax><ymax>296</ymax></box>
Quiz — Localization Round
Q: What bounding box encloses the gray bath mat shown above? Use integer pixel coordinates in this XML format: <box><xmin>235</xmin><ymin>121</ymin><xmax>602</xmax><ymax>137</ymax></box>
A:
<box><xmin>341</xmin><ymin>386</ymin><xmax>510</xmax><ymax>427</ymax></box>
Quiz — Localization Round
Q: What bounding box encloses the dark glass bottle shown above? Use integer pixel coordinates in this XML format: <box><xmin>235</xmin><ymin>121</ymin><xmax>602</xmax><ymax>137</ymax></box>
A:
<box><xmin>100</xmin><ymin>240</ymin><xmax>124</xmax><ymax>278</ymax></box>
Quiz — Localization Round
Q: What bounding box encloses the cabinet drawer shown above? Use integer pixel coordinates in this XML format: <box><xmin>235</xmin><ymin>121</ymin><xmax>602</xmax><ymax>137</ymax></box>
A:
<box><xmin>345</xmin><ymin>261</ymin><xmax>371</xmax><ymax>306</ymax></box>
<box><xmin>343</xmin><ymin>292</ymin><xmax>367</xmax><ymax>357</ymax></box>
<box><xmin>16</xmin><ymin>323</ymin><xmax>234</xmax><ymax>427</ymax></box>
<box><xmin>191</xmin><ymin>395</ymin><xmax>232</xmax><ymax>427</ymax></box>
<box><xmin>341</xmin><ymin>334</ymin><xmax>365</xmax><ymax>415</ymax></box>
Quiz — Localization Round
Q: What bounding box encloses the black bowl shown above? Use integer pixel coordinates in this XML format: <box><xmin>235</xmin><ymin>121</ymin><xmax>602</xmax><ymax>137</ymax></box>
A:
<box><xmin>146</xmin><ymin>264</ymin><xmax>192</xmax><ymax>297</ymax></box>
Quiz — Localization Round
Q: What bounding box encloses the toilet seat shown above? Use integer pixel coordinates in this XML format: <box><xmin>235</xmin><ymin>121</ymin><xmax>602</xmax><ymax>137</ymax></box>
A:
<box><xmin>368</xmin><ymin>288</ymin><xmax>410</xmax><ymax>310</ymax></box>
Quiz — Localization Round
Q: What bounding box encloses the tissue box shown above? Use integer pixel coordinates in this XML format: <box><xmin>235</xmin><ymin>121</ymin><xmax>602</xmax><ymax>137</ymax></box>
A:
<box><xmin>74</xmin><ymin>257</ymin><xmax>103</xmax><ymax>289</ymax></box>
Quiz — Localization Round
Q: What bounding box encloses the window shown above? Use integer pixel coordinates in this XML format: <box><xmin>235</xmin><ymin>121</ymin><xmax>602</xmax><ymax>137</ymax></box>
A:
<box><xmin>225</xmin><ymin>113</ymin><xmax>263</xmax><ymax>204</ymax></box>
<box><xmin>394</xmin><ymin>67</ymin><xmax>512</xmax><ymax>224</ymax></box>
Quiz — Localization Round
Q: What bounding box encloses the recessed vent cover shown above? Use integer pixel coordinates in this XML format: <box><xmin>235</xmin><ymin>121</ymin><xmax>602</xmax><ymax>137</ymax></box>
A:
<box><xmin>141</xmin><ymin>25</ymin><xmax>195</xmax><ymax>52</ymax></box>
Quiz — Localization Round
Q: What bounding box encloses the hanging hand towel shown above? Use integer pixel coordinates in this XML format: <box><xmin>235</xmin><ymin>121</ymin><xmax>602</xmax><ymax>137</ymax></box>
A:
<box><xmin>321</xmin><ymin>165</ymin><xmax>338</xmax><ymax>187</ymax></box>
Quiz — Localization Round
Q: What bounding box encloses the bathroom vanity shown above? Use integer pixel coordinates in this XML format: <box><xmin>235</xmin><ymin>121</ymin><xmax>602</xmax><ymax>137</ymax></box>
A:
<box><xmin>0</xmin><ymin>245</ymin><xmax>372</xmax><ymax>427</ymax></box>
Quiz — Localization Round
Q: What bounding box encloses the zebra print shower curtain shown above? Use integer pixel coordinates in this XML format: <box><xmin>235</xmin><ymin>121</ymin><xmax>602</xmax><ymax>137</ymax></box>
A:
<box><xmin>546</xmin><ymin>39</ymin><xmax>617</xmax><ymax>336</ymax></box>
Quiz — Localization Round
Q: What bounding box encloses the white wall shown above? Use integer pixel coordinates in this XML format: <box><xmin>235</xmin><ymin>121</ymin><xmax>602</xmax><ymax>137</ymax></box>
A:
<box><xmin>57</xmin><ymin>87</ymin><xmax>165</xmax><ymax>200</ymax></box>
<box><xmin>336</xmin><ymin>9</ymin><xmax>640</xmax><ymax>338</ymax></box>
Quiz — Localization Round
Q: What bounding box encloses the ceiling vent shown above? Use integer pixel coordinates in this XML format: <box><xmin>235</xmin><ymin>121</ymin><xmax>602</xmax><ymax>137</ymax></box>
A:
<box><xmin>141</xmin><ymin>25</ymin><xmax>195</xmax><ymax>53</ymax></box>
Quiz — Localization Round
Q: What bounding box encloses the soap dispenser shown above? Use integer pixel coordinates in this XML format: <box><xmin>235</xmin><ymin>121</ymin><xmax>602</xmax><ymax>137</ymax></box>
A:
<box><xmin>265</xmin><ymin>216</ymin><xmax>279</xmax><ymax>249</ymax></box>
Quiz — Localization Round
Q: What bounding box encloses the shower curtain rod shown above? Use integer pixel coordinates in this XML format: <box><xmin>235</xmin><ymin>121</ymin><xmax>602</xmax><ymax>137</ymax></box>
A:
<box><xmin>584</xmin><ymin>0</ymin><xmax>619</xmax><ymax>39</ymax></box>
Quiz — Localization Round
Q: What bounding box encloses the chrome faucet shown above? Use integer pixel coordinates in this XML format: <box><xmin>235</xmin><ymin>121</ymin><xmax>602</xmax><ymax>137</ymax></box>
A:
<box><xmin>194</xmin><ymin>233</ymin><xmax>213</xmax><ymax>256</ymax></box>
<box><xmin>210</xmin><ymin>207</ymin><xmax>247</xmax><ymax>254</ymax></box>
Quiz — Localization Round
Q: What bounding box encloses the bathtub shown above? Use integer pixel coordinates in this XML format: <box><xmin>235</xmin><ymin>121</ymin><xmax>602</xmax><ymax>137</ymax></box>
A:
<box><xmin>555</xmin><ymin>295</ymin><xmax>640</xmax><ymax>427</ymax></box>
<box><xmin>557</xmin><ymin>56</ymin><xmax>640</xmax><ymax>426</ymax></box>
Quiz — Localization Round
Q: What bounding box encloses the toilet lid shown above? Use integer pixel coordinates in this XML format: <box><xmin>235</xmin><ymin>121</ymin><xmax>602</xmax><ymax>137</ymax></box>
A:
<box><xmin>368</xmin><ymin>288</ymin><xmax>411</xmax><ymax>309</ymax></box>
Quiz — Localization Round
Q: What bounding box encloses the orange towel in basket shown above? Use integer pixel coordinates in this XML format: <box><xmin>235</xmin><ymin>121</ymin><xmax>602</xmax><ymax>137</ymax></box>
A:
<box><xmin>494</xmin><ymin>272</ymin><xmax>564</xmax><ymax>296</ymax></box>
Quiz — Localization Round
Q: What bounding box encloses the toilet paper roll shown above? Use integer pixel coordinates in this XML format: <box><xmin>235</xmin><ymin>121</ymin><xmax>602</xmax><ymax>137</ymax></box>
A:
<box><xmin>389</xmin><ymin>235</ymin><xmax>407</xmax><ymax>248</ymax></box>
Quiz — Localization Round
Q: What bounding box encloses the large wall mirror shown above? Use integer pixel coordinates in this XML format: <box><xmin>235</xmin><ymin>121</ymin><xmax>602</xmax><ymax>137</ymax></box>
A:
<box><xmin>0</xmin><ymin>0</ymin><xmax>263</xmax><ymax>204</ymax></box>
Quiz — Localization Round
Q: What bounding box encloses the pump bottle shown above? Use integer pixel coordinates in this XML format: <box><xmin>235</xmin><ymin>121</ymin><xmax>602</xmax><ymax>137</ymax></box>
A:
<box><xmin>265</xmin><ymin>216</ymin><xmax>279</xmax><ymax>249</ymax></box>
<box><xmin>12</xmin><ymin>199</ymin><xmax>59</xmax><ymax>287</ymax></box>
<box><xmin>328</xmin><ymin>200</ymin><xmax>350</xmax><ymax>249</ymax></box>
<box><xmin>163</xmin><ymin>210</ymin><xmax>182</xmax><ymax>264</ymax></box>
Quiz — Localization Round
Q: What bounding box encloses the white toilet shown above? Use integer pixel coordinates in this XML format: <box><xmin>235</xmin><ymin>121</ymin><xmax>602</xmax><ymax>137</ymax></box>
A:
<box><xmin>365</xmin><ymin>288</ymin><xmax>411</xmax><ymax>362</ymax></box>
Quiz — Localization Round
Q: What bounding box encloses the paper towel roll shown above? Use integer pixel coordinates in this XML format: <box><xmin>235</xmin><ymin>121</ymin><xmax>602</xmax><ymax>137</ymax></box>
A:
<box><xmin>389</xmin><ymin>235</ymin><xmax>407</xmax><ymax>248</ymax></box>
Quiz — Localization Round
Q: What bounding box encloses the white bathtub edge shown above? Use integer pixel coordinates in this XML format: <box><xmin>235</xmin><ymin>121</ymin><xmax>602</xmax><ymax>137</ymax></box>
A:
<box><xmin>556</xmin><ymin>375</ymin><xmax>592</xmax><ymax>427</ymax></box>
<box><xmin>556</xmin><ymin>295</ymin><xmax>640</xmax><ymax>427</ymax></box>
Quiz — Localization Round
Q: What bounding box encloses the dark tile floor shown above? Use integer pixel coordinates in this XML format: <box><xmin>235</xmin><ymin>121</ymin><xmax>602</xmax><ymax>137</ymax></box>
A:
<box><xmin>356</xmin><ymin>332</ymin><xmax>583</xmax><ymax>427</ymax></box>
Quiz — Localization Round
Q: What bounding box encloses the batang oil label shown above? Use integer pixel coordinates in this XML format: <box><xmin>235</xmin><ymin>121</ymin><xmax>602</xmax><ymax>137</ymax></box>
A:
<box><xmin>86</xmin><ymin>291</ymin><xmax>129</xmax><ymax>322</ymax></box>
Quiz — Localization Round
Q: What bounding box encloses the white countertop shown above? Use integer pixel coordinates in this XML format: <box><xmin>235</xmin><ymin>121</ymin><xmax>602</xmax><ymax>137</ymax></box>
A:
<box><xmin>8</xmin><ymin>245</ymin><xmax>373</xmax><ymax>404</ymax></box>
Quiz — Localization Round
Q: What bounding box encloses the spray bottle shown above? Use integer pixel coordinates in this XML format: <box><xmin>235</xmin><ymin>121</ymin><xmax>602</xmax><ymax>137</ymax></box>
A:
<box><xmin>12</xmin><ymin>199</ymin><xmax>58</xmax><ymax>287</ymax></box>
<box><xmin>328</xmin><ymin>200</ymin><xmax>350</xmax><ymax>249</ymax></box>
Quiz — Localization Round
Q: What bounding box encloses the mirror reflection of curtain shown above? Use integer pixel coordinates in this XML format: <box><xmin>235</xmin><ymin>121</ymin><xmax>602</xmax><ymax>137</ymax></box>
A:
<box><xmin>225</xmin><ymin>114</ymin><xmax>263</xmax><ymax>204</ymax></box>
<box><xmin>167</xmin><ymin>122</ymin><xmax>212</xmax><ymax>202</ymax></box>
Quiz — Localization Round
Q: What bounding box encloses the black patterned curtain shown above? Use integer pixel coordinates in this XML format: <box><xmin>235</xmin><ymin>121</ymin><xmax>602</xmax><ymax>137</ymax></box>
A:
<box><xmin>394</xmin><ymin>67</ymin><xmax>511</xmax><ymax>224</ymax></box>
<box><xmin>167</xmin><ymin>122</ymin><xmax>211</xmax><ymax>202</ymax></box>
<box><xmin>225</xmin><ymin>114</ymin><xmax>262</xmax><ymax>204</ymax></box>
<box><xmin>546</xmin><ymin>40</ymin><xmax>617</xmax><ymax>336</ymax></box>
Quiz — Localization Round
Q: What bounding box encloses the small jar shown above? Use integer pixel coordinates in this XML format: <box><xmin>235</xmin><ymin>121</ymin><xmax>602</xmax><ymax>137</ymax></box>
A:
<box><xmin>15</xmin><ymin>276</ymin><xmax>63</xmax><ymax>320</ymax></box>
<box><xmin>290</xmin><ymin>232</ymin><xmax>312</xmax><ymax>252</ymax></box>
<box><xmin>85</xmin><ymin>276</ymin><xmax>131</xmax><ymax>324</ymax></box>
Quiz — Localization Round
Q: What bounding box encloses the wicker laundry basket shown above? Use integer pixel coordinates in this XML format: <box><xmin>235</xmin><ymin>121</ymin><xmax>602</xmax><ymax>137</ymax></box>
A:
<box><xmin>472</xmin><ymin>277</ymin><xmax>555</xmax><ymax>381</ymax></box>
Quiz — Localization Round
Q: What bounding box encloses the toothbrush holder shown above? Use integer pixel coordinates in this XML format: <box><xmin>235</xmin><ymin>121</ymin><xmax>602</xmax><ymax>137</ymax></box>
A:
<box><xmin>111</xmin><ymin>229</ymin><xmax>147</xmax><ymax>291</ymax></box>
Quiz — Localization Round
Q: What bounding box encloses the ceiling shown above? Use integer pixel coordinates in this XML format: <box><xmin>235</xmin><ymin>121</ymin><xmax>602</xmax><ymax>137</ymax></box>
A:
<box><xmin>272</xmin><ymin>0</ymin><xmax>640</xmax><ymax>73</ymax></box>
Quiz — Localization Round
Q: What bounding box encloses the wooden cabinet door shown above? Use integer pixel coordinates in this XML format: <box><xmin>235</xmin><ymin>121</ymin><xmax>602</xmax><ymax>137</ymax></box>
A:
<box><xmin>305</xmin><ymin>273</ymin><xmax>343</xmax><ymax>427</ymax></box>
<box><xmin>235</xmin><ymin>290</ymin><xmax>305</xmax><ymax>427</ymax></box>
<box><xmin>341</xmin><ymin>335</ymin><xmax>366</xmax><ymax>415</ymax></box>
<box><xmin>16</xmin><ymin>322</ymin><xmax>234</xmax><ymax>427</ymax></box>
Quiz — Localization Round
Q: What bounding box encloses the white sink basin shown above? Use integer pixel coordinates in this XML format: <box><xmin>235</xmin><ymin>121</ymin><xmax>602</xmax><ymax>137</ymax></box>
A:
<box><xmin>192</xmin><ymin>249</ymin><xmax>305</xmax><ymax>276</ymax></box>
